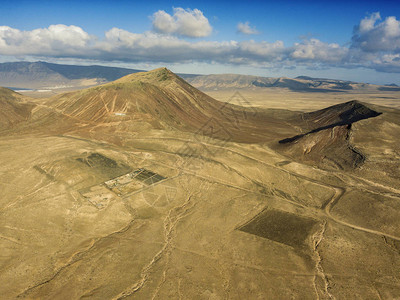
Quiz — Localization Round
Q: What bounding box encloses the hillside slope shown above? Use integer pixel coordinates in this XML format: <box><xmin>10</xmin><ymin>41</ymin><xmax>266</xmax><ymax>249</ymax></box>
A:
<box><xmin>276</xmin><ymin>101</ymin><xmax>390</xmax><ymax>170</ymax></box>
<box><xmin>1</xmin><ymin>68</ymin><xmax>400</xmax><ymax>300</ymax></box>
<box><xmin>0</xmin><ymin>87</ymin><xmax>35</xmax><ymax>130</ymax></box>
<box><xmin>40</xmin><ymin>68</ymin><xmax>301</xmax><ymax>142</ymax></box>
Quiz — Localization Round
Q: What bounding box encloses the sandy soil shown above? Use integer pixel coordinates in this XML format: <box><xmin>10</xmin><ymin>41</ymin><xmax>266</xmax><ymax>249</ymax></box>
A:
<box><xmin>205</xmin><ymin>88</ymin><xmax>400</xmax><ymax>111</ymax></box>
<box><xmin>1</xmin><ymin>77</ymin><xmax>399</xmax><ymax>299</ymax></box>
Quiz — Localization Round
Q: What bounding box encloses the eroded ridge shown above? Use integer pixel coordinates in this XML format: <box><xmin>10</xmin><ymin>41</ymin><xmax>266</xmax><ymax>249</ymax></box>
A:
<box><xmin>278</xmin><ymin>101</ymin><xmax>382</xmax><ymax>170</ymax></box>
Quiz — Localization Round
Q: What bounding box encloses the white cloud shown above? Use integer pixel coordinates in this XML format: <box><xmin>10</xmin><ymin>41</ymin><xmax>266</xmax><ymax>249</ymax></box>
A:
<box><xmin>291</xmin><ymin>39</ymin><xmax>348</xmax><ymax>63</ymax></box>
<box><xmin>369</xmin><ymin>53</ymin><xmax>400</xmax><ymax>73</ymax></box>
<box><xmin>359</xmin><ymin>12</ymin><xmax>381</xmax><ymax>33</ymax></box>
<box><xmin>98</xmin><ymin>28</ymin><xmax>285</xmax><ymax>65</ymax></box>
<box><xmin>352</xmin><ymin>12</ymin><xmax>400</xmax><ymax>52</ymax></box>
<box><xmin>0</xmin><ymin>25</ymin><xmax>93</xmax><ymax>56</ymax></box>
<box><xmin>100</xmin><ymin>28</ymin><xmax>236</xmax><ymax>62</ymax></box>
<box><xmin>1</xmin><ymin>12</ymin><xmax>400</xmax><ymax>74</ymax></box>
<box><xmin>238</xmin><ymin>40</ymin><xmax>286</xmax><ymax>62</ymax></box>
<box><xmin>237</xmin><ymin>22</ymin><xmax>259</xmax><ymax>35</ymax></box>
<box><xmin>0</xmin><ymin>24</ymin><xmax>375</xmax><ymax>68</ymax></box>
<box><xmin>152</xmin><ymin>7</ymin><xmax>212</xmax><ymax>38</ymax></box>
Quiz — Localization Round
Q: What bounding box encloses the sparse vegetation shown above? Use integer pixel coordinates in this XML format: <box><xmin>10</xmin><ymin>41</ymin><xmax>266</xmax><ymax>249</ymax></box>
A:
<box><xmin>0</xmin><ymin>69</ymin><xmax>399</xmax><ymax>299</ymax></box>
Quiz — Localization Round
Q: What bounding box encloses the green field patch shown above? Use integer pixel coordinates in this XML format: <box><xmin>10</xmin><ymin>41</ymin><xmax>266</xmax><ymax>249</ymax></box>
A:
<box><xmin>239</xmin><ymin>209</ymin><xmax>318</xmax><ymax>248</ymax></box>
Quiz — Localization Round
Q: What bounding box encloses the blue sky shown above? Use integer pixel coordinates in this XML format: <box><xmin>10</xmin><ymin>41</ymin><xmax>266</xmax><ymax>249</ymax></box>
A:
<box><xmin>1</xmin><ymin>0</ymin><xmax>400</xmax><ymax>84</ymax></box>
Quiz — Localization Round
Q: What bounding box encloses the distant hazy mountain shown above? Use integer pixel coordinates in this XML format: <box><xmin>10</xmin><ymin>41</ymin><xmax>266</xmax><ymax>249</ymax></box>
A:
<box><xmin>0</xmin><ymin>61</ymin><xmax>397</xmax><ymax>93</ymax></box>
<box><xmin>0</xmin><ymin>61</ymin><xmax>142</xmax><ymax>89</ymax></box>
<box><xmin>182</xmin><ymin>73</ymin><xmax>375</xmax><ymax>92</ymax></box>
<box><xmin>378</xmin><ymin>83</ymin><xmax>400</xmax><ymax>91</ymax></box>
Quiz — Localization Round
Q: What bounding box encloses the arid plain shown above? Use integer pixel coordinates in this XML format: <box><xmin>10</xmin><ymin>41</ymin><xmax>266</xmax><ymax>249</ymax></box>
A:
<box><xmin>1</xmin><ymin>69</ymin><xmax>400</xmax><ymax>299</ymax></box>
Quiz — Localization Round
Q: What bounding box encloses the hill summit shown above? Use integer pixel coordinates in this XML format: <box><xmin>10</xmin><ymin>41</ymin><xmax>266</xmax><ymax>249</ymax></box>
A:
<box><xmin>42</xmin><ymin>68</ymin><xmax>299</xmax><ymax>142</ymax></box>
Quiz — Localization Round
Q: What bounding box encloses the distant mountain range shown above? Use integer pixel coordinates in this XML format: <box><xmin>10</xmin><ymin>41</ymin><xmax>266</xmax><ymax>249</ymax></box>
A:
<box><xmin>0</xmin><ymin>61</ymin><xmax>143</xmax><ymax>89</ymax></box>
<box><xmin>1</xmin><ymin>61</ymin><xmax>399</xmax><ymax>93</ymax></box>
<box><xmin>1</xmin><ymin>67</ymin><xmax>398</xmax><ymax>170</ymax></box>
<box><xmin>184</xmin><ymin>73</ymin><xmax>364</xmax><ymax>92</ymax></box>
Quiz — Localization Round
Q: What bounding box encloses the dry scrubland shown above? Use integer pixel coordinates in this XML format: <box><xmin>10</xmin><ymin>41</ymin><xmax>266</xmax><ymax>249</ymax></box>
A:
<box><xmin>206</xmin><ymin>88</ymin><xmax>400</xmax><ymax>111</ymax></box>
<box><xmin>0</xmin><ymin>69</ymin><xmax>400</xmax><ymax>299</ymax></box>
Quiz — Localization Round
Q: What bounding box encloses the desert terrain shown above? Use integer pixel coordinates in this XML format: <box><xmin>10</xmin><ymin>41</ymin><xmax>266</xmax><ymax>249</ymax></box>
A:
<box><xmin>206</xmin><ymin>88</ymin><xmax>400</xmax><ymax>111</ymax></box>
<box><xmin>1</xmin><ymin>68</ymin><xmax>400</xmax><ymax>299</ymax></box>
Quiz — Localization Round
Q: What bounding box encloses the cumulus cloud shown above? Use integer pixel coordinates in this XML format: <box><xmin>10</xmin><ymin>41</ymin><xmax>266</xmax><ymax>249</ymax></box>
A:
<box><xmin>100</xmin><ymin>28</ymin><xmax>236</xmax><ymax>62</ymax></box>
<box><xmin>0</xmin><ymin>25</ymin><xmax>93</xmax><ymax>56</ymax></box>
<box><xmin>237</xmin><ymin>22</ymin><xmax>259</xmax><ymax>35</ymax></box>
<box><xmin>352</xmin><ymin>12</ymin><xmax>400</xmax><ymax>52</ymax></box>
<box><xmin>0</xmin><ymin>24</ymin><xmax>285</xmax><ymax>64</ymax></box>
<box><xmin>0</xmin><ymin>24</ymin><xmax>370</xmax><ymax>68</ymax></box>
<box><xmin>291</xmin><ymin>39</ymin><xmax>348</xmax><ymax>63</ymax></box>
<box><xmin>1</xmin><ymin>12</ymin><xmax>400</xmax><ymax>74</ymax></box>
<box><xmin>98</xmin><ymin>28</ymin><xmax>287</xmax><ymax>65</ymax></box>
<box><xmin>359</xmin><ymin>12</ymin><xmax>381</xmax><ymax>33</ymax></box>
<box><xmin>368</xmin><ymin>53</ymin><xmax>400</xmax><ymax>73</ymax></box>
<box><xmin>152</xmin><ymin>7</ymin><xmax>212</xmax><ymax>37</ymax></box>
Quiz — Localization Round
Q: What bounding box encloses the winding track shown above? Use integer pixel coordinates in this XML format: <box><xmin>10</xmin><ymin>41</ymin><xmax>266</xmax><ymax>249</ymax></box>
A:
<box><xmin>114</xmin><ymin>135</ymin><xmax>400</xmax><ymax>242</ymax></box>
<box><xmin>16</xmin><ymin>132</ymin><xmax>400</xmax><ymax>298</ymax></box>
<box><xmin>61</xmin><ymin>132</ymin><xmax>400</xmax><ymax>242</ymax></box>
